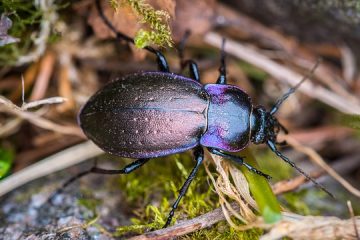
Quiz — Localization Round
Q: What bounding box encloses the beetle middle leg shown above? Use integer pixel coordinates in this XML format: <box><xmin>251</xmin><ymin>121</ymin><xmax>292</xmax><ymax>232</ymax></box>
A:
<box><xmin>207</xmin><ymin>148</ymin><xmax>272</xmax><ymax>180</ymax></box>
<box><xmin>164</xmin><ymin>147</ymin><xmax>204</xmax><ymax>228</ymax></box>
<box><xmin>177</xmin><ymin>30</ymin><xmax>200</xmax><ymax>82</ymax></box>
<box><xmin>47</xmin><ymin>158</ymin><xmax>150</xmax><ymax>204</ymax></box>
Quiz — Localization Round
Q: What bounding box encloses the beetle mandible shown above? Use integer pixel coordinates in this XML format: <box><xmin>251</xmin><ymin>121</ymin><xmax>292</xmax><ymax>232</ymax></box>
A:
<box><xmin>50</xmin><ymin>0</ymin><xmax>331</xmax><ymax>228</ymax></box>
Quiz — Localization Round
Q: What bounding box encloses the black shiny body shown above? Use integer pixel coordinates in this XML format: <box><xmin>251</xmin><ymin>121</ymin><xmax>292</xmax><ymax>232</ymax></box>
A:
<box><xmin>79</xmin><ymin>72</ymin><xmax>253</xmax><ymax>158</ymax></box>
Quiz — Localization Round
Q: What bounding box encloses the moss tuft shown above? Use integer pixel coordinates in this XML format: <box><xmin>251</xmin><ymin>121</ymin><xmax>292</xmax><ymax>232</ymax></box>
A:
<box><xmin>0</xmin><ymin>1</ymin><xmax>42</xmax><ymax>65</ymax></box>
<box><xmin>111</xmin><ymin>0</ymin><xmax>173</xmax><ymax>48</ymax></box>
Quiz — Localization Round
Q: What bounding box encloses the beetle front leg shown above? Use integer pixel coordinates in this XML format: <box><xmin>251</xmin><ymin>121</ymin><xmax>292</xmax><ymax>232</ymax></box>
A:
<box><xmin>163</xmin><ymin>147</ymin><xmax>204</xmax><ymax>228</ymax></box>
<box><xmin>207</xmin><ymin>148</ymin><xmax>271</xmax><ymax>180</ymax></box>
<box><xmin>47</xmin><ymin>158</ymin><xmax>150</xmax><ymax>204</ymax></box>
<box><xmin>154</xmin><ymin>51</ymin><xmax>170</xmax><ymax>72</ymax></box>
<box><xmin>182</xmin><ymin>60</ymin><xmax>200</xmax><ymax>82</ymax></box>
<box><xmin>216</xmin><ymin>38</ymin><xmax>227</xmax><ymax>85</ymax></box>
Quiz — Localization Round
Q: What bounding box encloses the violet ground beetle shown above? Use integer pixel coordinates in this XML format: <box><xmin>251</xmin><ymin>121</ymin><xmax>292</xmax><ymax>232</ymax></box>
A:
<box><xmin>48</xmin><ymin>0</ymin><xmax>332</xmax><ymax>228</ymax></box>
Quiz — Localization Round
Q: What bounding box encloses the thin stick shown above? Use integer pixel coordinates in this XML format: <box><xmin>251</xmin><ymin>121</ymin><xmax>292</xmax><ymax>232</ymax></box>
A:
<box><xmin>347</xmin><ymin>201</ymin><xmax>360</xmax><ymax>240</ymax></box>
<box><xmin>284</xmin><ymin>135</ymin><xmax>360</xmax><ymax>198</ymax></box>
<box><xmin>129</xmin><ymin>202</ymin><xmax>240</xmax><ymax>240</ymax></box>
<box><xmin>0</xmin><ymin>141</ymin><xmax>103</xmax><ymax>197</ymax></box>
<box><xmin>272</xmin><ymin>151</ymin><xmax>360</xmax><ymax>195</ymax></box>
<box><xmin>0</xmin><ymin>95</ymin><xmax>83</xmax><ymax>137</ymax></box>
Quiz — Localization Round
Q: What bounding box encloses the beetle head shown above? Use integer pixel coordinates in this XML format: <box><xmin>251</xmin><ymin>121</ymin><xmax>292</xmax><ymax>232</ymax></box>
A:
<box><xmin>250</xmin><ymin>106</ymin><xmax>282</xmax><ymax>145</ymax></box>
<box><xmin>250</xmin><ymin>59</ymin><xmax>321</xmax><ymax>145</ymax></box>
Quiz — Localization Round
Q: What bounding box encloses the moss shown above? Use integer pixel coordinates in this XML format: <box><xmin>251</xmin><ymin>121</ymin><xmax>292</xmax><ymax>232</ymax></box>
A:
<box><xmin>0</xmin><ymin>1</ymin><xmax>43</xmax><ymax>65</ymax></box>
<box><xmin>114</xmin><ymin>153</ymin><xmax>218</xmax><ymax>236</ymax></box>
<box><xmin>282</xmin><ymin>190</ymin><xmax>313</xmax><ymax>215</ymax></box>
<box><xmin>112</xmin><ymin>149</ymin><xmax>282</xmax><ymax>239</ymax></box>
<box><xmin>77</xmin><ymin>197</ymin><xmax>101</xmax><ymax>219</ymax></box>
<box><xmin>109</xmin><ymin>0</ymin><xmax>173</xmax><ymax>48</ymax></box>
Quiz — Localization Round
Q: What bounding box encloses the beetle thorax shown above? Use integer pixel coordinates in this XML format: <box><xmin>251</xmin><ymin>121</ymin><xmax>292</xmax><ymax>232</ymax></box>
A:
<box><xmin>250</xmin><ymin>107</ymin><xmax>280</xmax><ymax>145</ymax></box>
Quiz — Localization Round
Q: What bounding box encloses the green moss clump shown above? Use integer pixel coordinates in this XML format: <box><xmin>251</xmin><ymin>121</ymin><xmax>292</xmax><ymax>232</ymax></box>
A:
<box><xmin>113</xmin><ymin>153</ymin><xmax>266</xmax><ymax>239</ymax></box>
<box><xmin>110</xmin><ymin>0</ymin><xmax>173</xmax><ymax>48</ymax></box>
<box><xmin>0</xmin><ymin>1</ymin><xmax>43</xmax><ymax>65</ymax></box>
<box><xmin>114</xmin><ymin>153</ymin><xmax>217</xmax><ymax>236</ymax></box>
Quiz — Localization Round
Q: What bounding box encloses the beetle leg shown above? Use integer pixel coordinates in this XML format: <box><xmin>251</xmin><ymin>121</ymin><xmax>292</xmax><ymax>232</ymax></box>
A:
<box><xmin>267</xmin><ymin>141</ymin><xmax>333</xmax><ymax>197</ymax></box>
<box><xmin>154</xmin><ymin>51</ymin><xmax>170</xmax><ymax>72</ymax></box>
<box><xmin>178</xmin><ymin>30</ymin><xmax>191</xmax><ymax>69</ymax></box>
<box><xmin>207</xmin><ymin>148</ymin><xmax>272</xmax><ymax>180</ymax></box>
<box><xmin>163</xmin><ymin>147</ymin><xmax>204</xmax><ymax>228</ymax></box>
<box><xmin>177</xmin><ymin>30</ymin><xmax>200</xmax><ymax>82</ymax></box>
<box><xmin>216</xmin><ymin>38</ymin><xmax>227</xmax><ymax>85</ymax></box>
<box><xmin>47</xmin><ymin>158</ymin><xmax>150</xmax><ymax>204</ymax></box>
<box><xmin>182</xmin><ymin>60</ymin><xmax>200</xmax><ymax>82</ymax></box>
<box><xmin>95</xmin><ymin>0</ymin><xmax>170</xmax><ymax>73</ymax></box>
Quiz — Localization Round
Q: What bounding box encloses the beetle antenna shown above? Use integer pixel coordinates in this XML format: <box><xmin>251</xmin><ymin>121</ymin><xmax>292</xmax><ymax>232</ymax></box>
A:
<box><xmin>270</xmin><ymin>59</ymin><xmax>321</xmax><ymax>115</ymax></box>
<box><xmin>267</xmin><ymin>140</ymin><xmax>334</xmax><ymax>197</ymax></box>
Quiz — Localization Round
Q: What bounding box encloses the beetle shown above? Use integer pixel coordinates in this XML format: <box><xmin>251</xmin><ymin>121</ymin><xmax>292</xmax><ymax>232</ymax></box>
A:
<box><xmin>49</xmin><ymin>0</ymin><xmax>331</xmax><ymax>228</ymax></box>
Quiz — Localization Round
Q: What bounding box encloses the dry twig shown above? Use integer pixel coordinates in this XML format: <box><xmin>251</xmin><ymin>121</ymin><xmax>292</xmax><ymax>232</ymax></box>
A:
<box><xmin>347</xmin><ymin>201</ymin><xmax>360</xmax><ymax>240</ymax></box>
<box><xmin>129</xmin><ymin>202</ymin><xmax>240</xmax><ymax>240</ymax></box>
<box><xmin>0</xmin><ymin>141</ymin><xmax>102</xmax><ymax>197</ymax></box>
<box><xmin>0</xmin><ymin>95</ymin><xmax>83</xmax><ymax>137</ymax></box>
<box><xmin>283</xmin><ymin>135</ymin><xmax>360</xmax><ymax>198</ymax></box>
<box><xmin>261</xmin><ymin>212</ymin><xmax>360</xmax><ymax>240</ymax></box>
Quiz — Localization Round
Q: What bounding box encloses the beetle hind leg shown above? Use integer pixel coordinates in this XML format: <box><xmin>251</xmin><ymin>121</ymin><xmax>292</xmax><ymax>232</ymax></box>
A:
<box><xmin>46</xmin><ymin>158</ymin><xmax>150</xmax><ymax>204</ymax></box>
<box><xmin>163</xmin><ymin>147</ymin><xmax>204</xmax><ymax>228</ymax></box>
<box><xmin>207</xmin><ymin>148</ymin><xmax>272</xmax><ymax>180</ymax></box>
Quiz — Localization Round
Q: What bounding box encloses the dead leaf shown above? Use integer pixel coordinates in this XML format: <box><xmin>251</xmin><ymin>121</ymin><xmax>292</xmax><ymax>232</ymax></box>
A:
<box><xmin>87</xmin><ymin>0</ymin><xmax>216</xmax><ymax>51</ymax></box>
<box><xmin>88</xmin><ymin>0</ymin><xmax>140</xmax><ymax>39</ymax></box>
<box><xmin>88</xmin><ymin>0</ymin><xmax>176</xmax><ymax>40</ymax></box>
<box><xmin>171</xmin><ymin>0</ymin><xmax>216</xmax><ymax>40</ymax></box>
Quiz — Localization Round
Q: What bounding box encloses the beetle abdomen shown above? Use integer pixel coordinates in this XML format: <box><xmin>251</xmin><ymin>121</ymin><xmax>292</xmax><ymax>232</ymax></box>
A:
<box><xmin>79</xmin><ymin>72</ymin><xmax>208</xmax><ymax>158</ymax></box>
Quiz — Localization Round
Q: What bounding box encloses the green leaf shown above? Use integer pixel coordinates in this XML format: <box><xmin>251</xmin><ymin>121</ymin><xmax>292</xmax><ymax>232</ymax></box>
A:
<box><xmin>0</xmin><ymin>147</ymin><xmax>14</xmax><ymax>179</ymax></box>
<box><xmin>239</xmin><ymin>149</ymin><xmax>282</xmax><ymax>224</ymax></box>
